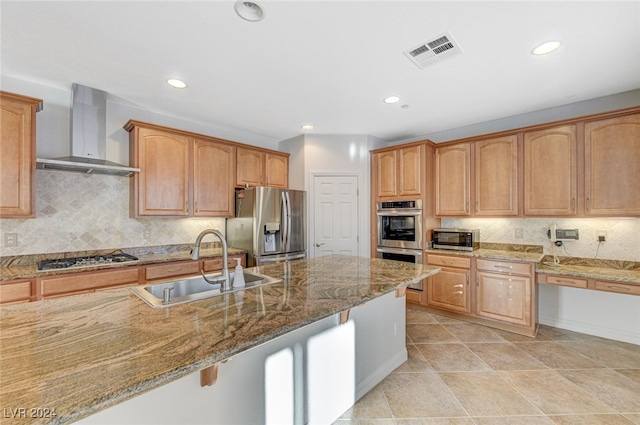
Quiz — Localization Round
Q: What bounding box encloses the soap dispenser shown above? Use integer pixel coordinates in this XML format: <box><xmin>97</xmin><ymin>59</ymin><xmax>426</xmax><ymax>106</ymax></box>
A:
<box><xmin>233</xmin><ymin>258</ymin><xmax>245</xmax><ymax>288</ymax></box>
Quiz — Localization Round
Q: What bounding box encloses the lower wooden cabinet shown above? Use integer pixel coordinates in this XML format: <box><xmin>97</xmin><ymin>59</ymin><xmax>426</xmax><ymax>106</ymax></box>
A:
<box><xmin>38</xmin><ymin>267</ymin><xmax>142</xmax><ymax>299</ymax></box>
<box><xmin>420</xmin><ymin>253</ymin><xmax>537</xmax><ymax>336</ymax></box>
<box><xmin>144</xmin><ymin>260</ymin><xmax>201</xmax><ymax>282</ymax></box>
<box><xmin>538</xmin><ymin>273</ymin><xmax>640</xmax><ymax>296</ymax></box>
<box><xmin>0</xmin><ymin>279</ymin><xmax>34</xmax><ymax>304</ymax></box>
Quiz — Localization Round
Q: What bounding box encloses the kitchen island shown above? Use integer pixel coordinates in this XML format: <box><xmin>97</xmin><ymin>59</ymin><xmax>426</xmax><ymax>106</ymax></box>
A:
<box><xmin>0</xmin><ymin>255</ymin><xmax>439</xmax><ymax>424</ymax></box>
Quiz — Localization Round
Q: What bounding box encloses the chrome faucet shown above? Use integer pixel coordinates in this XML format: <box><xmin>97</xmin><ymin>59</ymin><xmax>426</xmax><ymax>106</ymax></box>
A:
<box><xmin>191</xmin><ymin>229</ymin><xmax>230</xmax><ymax>291</ymax></box>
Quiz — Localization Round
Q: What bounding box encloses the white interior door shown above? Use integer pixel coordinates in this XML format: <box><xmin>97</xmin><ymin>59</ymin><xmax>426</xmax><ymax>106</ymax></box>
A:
<box><xmin>312</xmin><ymin>175</ymin><xmax>359</xmax><ymax>257</ymax></box>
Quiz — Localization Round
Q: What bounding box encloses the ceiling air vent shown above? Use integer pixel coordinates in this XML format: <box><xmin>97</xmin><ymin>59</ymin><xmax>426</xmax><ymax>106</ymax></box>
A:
<box><xmin>403</xmin><ymin>31</ymin><xmax>463</xmax><ymax>70</ymax></box>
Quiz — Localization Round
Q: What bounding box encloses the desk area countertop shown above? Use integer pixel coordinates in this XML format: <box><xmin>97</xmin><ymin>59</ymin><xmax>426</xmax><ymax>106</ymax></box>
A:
<box><xmin>0</xmin><ymin>255</ymin><xmax>440</xmax><ymax>425</ymax></box>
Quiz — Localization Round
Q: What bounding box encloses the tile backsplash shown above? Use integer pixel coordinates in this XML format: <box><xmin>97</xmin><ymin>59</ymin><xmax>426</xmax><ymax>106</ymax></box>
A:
<box><xmin>0</xmin><ymin>170</ymin><xmax>225</xmax><ymax>256</ymax></box>
<box><xmin>442</xmin><ymin>217</ymin><xmax>640</xmax><ymax>261</ymax></box>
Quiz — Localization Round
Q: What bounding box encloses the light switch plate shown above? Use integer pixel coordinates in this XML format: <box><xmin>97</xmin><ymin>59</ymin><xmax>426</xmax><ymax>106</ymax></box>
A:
<box><xmin>4</xmin><ymin>233</ymin><xmax>18</xmax><ymax>247</ymax></box>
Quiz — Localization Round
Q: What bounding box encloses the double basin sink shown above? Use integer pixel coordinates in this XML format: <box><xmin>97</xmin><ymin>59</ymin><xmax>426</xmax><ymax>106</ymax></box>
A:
<box><xmin>132</xmin><ymin>270</ymin><xmax>282</xmax><ymax>308</ymax></box>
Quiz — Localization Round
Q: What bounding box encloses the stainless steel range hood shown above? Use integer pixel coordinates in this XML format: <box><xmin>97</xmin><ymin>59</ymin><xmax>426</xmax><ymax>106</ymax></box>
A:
<box><xmin>36</xmin><ymin>84</ymin><xmax>140</xmax><ymax>177</ymax></box>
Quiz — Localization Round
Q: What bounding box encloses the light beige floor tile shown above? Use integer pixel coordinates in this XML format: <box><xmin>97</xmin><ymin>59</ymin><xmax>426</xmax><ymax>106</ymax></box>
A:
<box><xmin>407</xmin><ymin>307</ymin><xmax>440</xmax><ymax>324</ymax></box>
<box><xmin>548</xmin><ymin>414</ymin><xmax>637</xmax><ymax>424</ymax></box>
<box><xmin>615</xmin><ymin>369</ymin><xmax>640</xmax><ymax>385</ymax></box>
<box><xmin>493</xmin><ymin>328</ymin><xmax>553</xmax><ymax>342</ymax></box>
<box><xmin>339</xmin><ymin>384</ymin><xmax>392</xmax><ymax>420</ymax></box>
<box><xmin>432</xmin><ymin>314</ymin><xmax>467</xmax><ymax>325</ymax></box>
<box><xmin>537</xmin><ymin>325</ymin><xmax>606</xmax><ymax>341</ymax></box>
<box><xmin>441</xmin><ymin>323</ymin><xmax>506</xmax><ymax>343</ymax></box>
<box><xmin>558</xmin><ymin>369</ymin><xmax>640</xmax><ymax>412</ymax></box>
<box><xmin>407</xmin><ymin>324</ymin><xmax>459</xmax><ymax>344</ymax></box>
<box><xmin>467</xmin><ymin>343</ymin><xmax>548</xmax><ymax>370</ymax></box>
<box><xmin>381</xmin><ymin>373</ymin><xmax>467</xmax><ymax>418</ymax></box>
<box><xmin>514</xmin><ymin>341</ymin><xmax>604</xmax><ymax>369</ymax></box>
<box><xmin>395</xmin><ymin>418</ymin><xmax>475</xmax><ymax>424</ymax></box>
<box><xmin>439</xmin><ymin>371</ymin><xmax>540</xmax><ymax>416</ymax></box>
<box><xmin>472</xmin><ymin>416</ymin><xmax>555</xmax><ymax>424</ymax></box>
<box><xmin>499</xmin><ymin>370</ymin><xmax>616</xmax><ymax>414</ymax></box>
<box><xmin>333</xmin><ymin>419</ymin><xmax>396</xmax><ymax>425</ymax></box>
<box><xmin>624</xmin><ymin>413</ymin><xmax>640</xmax><ymax>424</ymax></box>
<box><xmin>415</xmin><ymin>343</ymin><xmax>491</xmax><ymax>372</ymax></box>
<box><xmin>559</xmin><ymin>340</ymin><xmax>640</xmax><ymax>368</ymax></box>
<box><xmin>394</xmin><ymin>344</ymin><xmax>435</xmax><ymax>373</ymax></box>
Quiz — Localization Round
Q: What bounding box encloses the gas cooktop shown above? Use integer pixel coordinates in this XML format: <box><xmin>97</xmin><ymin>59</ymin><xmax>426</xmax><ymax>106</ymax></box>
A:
<box><xmin>37</xmin><ymin>252</ymin><xmax>139</xmax><ymax>271</ymax></box>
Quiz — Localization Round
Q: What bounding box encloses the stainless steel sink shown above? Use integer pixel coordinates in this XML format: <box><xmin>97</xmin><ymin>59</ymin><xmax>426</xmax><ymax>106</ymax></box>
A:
<box><xmin>131</xmin><ymin>270</ymin><xmax>282</xmax><ymax>308</ymax></box>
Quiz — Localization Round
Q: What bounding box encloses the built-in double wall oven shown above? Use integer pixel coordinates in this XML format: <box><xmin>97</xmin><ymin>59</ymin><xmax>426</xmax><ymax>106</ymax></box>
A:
<box><xmin>376</xmin><ymin>200</ymin><xmax>424</xmax><ymax>291</ymax></box>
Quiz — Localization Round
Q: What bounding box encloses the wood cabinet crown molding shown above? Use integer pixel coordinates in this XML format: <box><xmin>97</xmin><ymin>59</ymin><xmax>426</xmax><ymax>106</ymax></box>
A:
<box><xmin>0</xmin><ymin>91</ymin><xmax>43</xmax><ymax>218</ymax></box>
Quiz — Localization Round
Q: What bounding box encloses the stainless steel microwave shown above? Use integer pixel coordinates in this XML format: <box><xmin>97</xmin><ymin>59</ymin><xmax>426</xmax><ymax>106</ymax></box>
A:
<box><xmin>432</xmin><ymin>228</ymin><xmax>479</xmax><ymax>251</ymax></box>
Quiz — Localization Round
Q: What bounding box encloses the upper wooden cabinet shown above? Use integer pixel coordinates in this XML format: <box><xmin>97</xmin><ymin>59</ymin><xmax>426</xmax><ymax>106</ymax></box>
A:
<box><xmin>523</xmin><ymin>125</ymin><xmax>577</xmax><ymax>216</ymax></box>
<box><xmin>474</xmin><ymin>136</ymin><xmax>519</xmax><ymax>216</ymax></box>
<box><xmin>372</xmin><ymin>145</ymin><xmax>423</xmax><ymax>199</ymax></box>
<box><xmin>236</xmin><ymin>147</ymin><xmax>289</xmax><ymax>188</ymax></box>
<box><xmin>435</xmin><ymin>143</ymin><xmax>471</xmax><ymax>216</ymax></box>
<box><xmin>194</xmin><ymin>139</ymin><xmax>235</xmax><ymax>217</ymax></box>
<box><xmin>0</xmin><ymin>91</ymin><xmax>43</xmax><ymax>218</ymax></box>
<box><xmin>129</xmin><ymin>124</ymin><xmax>191</xmax><ymax>217</ymax></box>
<box><xmin>584</xmin><ymin>113</ymin><xmax>640</xmax><ymax>216</ymax></box>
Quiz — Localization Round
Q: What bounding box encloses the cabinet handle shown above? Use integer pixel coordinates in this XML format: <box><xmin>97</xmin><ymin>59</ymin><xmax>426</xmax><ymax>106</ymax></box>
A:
<box><xmin>166</xmin><ymin>268</ymin><xmax>183</xmax><ymax>273</ymax></box>
<box><xmin>571</xmin><ymin>198</ymin><xmax>575</xmax><ymax>211</ymax></box>
<box><xmin>475</xmin><ymin>201</ymin><xmax>478</xmax><ymax>212</ymax></box>
<box><xmin>607</xmin><ymin>285</ymin><xmax>631</xmax><ymax>291</ymax></box>
<box><xmin>586</xmin><ymin>197</ymin><xmax>591</xmax><ymax>212</ymax></box>
<box><xmin>493</xmin><ymin>264</ymin><xmax>513</xmax><ymax>269</ymax></box>
<box><xmin>465</xmin><ymin>202</ymin><xmax>469</xmax><ymax>213</ymax></box>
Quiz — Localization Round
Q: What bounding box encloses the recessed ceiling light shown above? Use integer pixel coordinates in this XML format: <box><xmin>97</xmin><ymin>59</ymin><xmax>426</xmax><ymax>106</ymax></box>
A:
<box><xmin>235</xmin><ymin>1</ymin><xmax>265</xmax><ymax>22</ymax></box>
<box><xmin>166</xmin><ymin>79</ymin><xmax>187</xmax><ymax>89</ymax></box>
<box><xmin>384</xmin><ymin>96</ymin><xmax>400</xmax><ymax>104</ymax></box>
<box><xmin>301</xmin><ymin>124</ymin><xmax>314</xmax><ymax>131</ymax></box>
<box><xmin>531</xmin><ymin>41</ymin><xmax>562</xmax><ymax>55</ymax></box>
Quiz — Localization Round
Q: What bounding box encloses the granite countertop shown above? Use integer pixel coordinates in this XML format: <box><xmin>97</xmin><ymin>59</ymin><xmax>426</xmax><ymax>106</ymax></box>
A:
<box><xmin>0</xmin><ymin>243</ymin><xmax>246</xmax><ymax>281</ymax></box>
<box><xmin>0</xmin><ymin>255</ymin><xmax>440</xmax><ymax>425</ymax></box>
<box><xmin>425</xmin><ymin>242</ymin><xmax>545</xmax><ymax>263</ymax></box>
<box><xmin>536</xmin><ymin>256</ymin><xmax>640</xmax><ymax>285</ymax></box>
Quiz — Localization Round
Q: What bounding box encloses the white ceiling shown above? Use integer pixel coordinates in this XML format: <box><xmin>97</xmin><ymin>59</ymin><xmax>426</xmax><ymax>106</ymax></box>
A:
<box><xmin>2</xmin><ymin>1</ymin><xmax>639</xmax><ymax>143</ymax></box>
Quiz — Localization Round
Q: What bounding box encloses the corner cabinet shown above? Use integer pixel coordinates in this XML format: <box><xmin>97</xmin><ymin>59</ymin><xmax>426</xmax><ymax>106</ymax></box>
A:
<box><xmin>0</xmin><ymin>91</ymin><xmax>43</xmax><ymax>218</ymax></box>
<box><xmin>523</xmin><ymin>125</ymin><xmax>577</xmax><ymax>216</ymax></box>
<box><xmin>125</xmin><ymin>121</ymin><xmax>237</xmax><ymax>218</ymax></box>
<box><xmin>435</xmin><ymin>143</ymin><xmax>471</xmax><ymax>215</ymax></box>
<box><xmin>236</xmin><ymin>148</ymin><xmax>289</xmax><ymax>189</ymax></box>
<box><xmin>584</xmin><ymin>113</ymin><xmax>640</xmax><ymax>216</ymax></box>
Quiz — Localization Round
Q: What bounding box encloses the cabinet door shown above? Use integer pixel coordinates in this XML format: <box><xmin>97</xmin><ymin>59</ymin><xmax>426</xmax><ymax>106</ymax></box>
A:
<box><xmin>132</xmin><ymin>127</ymin><xmax>190</xmax><ymax>216</ymax></box>
<box><xmin>523</xmin><ymin>125</ymin><xmax>577</xmax><ymax>216</ymax></box>
<box><xmin>475</xmin><ymin>136</ymin><xmax>518</xmax><ymax>216</ymax></box>
<box><xmin>584</xmin><ymin>113</ymin><xmax>640</xmax><ymax>216</ymax></box>
<box><xmin>265</xmin><ymin>153</ymin><xmax>289</xmax><ymax>188</ymax></box>
<box><xmin>398</xmin><ymin>145</ymin><xmax>422</xmax><ymax>196</ymax></box>
<box><xmin>0</xmin><ymin>93</ymin><xmax>41</xmax><ymax>218</ymax></box>
<box><xmin>427</xmin><ymin>267</ymin><xmax>470</xmax><ymax>313</ymax></box>
<box><xmin>476</xmin><ymin>272</ymin><xmax>531</xmax><ymax>326</ymax></box>
<box><xmin>0</xmin><ymin>279</ymin><xmax>33</xmax><ymax>304</ymax></box>
<box><xmin>375</xmin><ymin>150</ymin><xmax>397</xmax><ymax>198</ymax></box>
<box><xmin>435</xmin><ymin>143</ymin><xmax>471</xmax><ymax>216</ymax></box>
<box><xmin>236</xmin><ymin>148</ymin><xmax>264</xmax><ymax>187</ymax></box>
<box><xmin>193</xmin><ymin>139</ymin><xmax>235</xmax><ymax>217</ymax></box>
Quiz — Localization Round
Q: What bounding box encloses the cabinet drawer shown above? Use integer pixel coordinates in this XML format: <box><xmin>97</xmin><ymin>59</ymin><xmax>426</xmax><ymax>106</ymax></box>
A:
<box><xmin>0</xmin><ymin>280</ymin><xmax>33</xmax><ymax>304</ymax></box>
<box><xmin>545</xmin><ymin>275</ymin><xmax>588</xmax><ymax>289</ymax></box>
<box><xmin>427</xmin><ymin>255</ymin><xmax>470</xmax><ymax>269</ymax></box>
<box><xmin>145</xmin><ymin>261</ymin><xmax>200</xmax><ymax>281</ymax></box>
<box><xmin>40</xmin><ymin>268</ymin><xmax>140</xmax><ymax>297</ymax></box>
<box><xmin>595</xmin><ymin>280</ymin><xmax>640</xmax><ymax>296</ymax></box>
<box><xmin>202</xmin><ymin>254</ymin><xmax>245</xmax><ymax>273</ymax></box>
<box><xmin>476</xmin><ymin>259</ymin><xmax>531</xmax><ymax>276</ymax></box>
<box><xmin>406</xmin><ymin>288</ymin><xmax>423</xmax><ymax>304</ymax></box>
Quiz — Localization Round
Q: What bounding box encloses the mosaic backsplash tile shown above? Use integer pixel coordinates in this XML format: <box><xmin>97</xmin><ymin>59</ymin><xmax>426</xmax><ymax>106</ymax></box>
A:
<box><xmin>442</xmin><ymin>217</ymin><xmax>640</xmax><ymax>262</ymax></box>
<box><xmin>0</xmin><ymin>170</ymin><xmax>225</xmax><ymax>256</ymax></box>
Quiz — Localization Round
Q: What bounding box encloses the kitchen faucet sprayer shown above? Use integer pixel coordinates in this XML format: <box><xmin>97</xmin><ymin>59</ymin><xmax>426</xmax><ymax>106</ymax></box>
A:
<box><xmin>191</xmin><ymin>229</ymin><xmax>230</xmax><ymax>291</ymax></box>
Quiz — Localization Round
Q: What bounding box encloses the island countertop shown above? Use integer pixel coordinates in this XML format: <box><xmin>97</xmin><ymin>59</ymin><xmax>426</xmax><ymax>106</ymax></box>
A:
<box><xmin>0</xmin><ymin>255</ymin><xmax>440</xmax><ymax>425</ymax></box>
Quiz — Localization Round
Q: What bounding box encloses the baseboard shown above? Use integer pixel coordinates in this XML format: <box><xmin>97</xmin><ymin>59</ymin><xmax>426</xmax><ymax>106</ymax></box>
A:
<box><xmin>354</xmin><ymin>347</ymin><xmax>407</xmax><ymax>401</ymax></box>
<box><xmin>539</xmin><ymin>314</ymin><xmax>640</xmax><ymax>345</ymax></box>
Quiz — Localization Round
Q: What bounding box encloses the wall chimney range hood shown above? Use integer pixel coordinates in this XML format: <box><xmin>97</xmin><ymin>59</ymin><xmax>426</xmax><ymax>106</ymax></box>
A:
<box><xmin>36</xmin><ymin>84</ymin><xmax>140</xmax><ymax>177</ymax></box>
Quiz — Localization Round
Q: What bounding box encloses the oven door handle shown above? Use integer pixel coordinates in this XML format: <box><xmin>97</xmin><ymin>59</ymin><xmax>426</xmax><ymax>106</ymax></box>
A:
<box><xmin>376</xmin><ymin>210</ymin><xmax>423</xmax><ymax>216</ymax></box>
<box><xmin>376</xmin><ymin>247</ymin><xmax>423</xmax><ymax>256</ymax></box>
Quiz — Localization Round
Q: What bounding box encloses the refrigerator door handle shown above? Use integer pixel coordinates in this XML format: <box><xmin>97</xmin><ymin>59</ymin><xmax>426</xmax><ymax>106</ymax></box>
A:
<box><xmin>281</xmin><ymin>191</ymin><xmax>289</xmax><ymax>251</ymax></box>
<box><xmin>285</xmin><ymin>191</ymin><xmax>293</xmax><ymax>252</ymax></box>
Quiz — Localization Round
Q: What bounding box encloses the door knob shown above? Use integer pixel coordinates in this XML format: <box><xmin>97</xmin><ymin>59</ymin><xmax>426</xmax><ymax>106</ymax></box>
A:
<box><xmin>315</xmin><ymin>243</ymin><xmax>325</xmax><ymax>247</ymax></box>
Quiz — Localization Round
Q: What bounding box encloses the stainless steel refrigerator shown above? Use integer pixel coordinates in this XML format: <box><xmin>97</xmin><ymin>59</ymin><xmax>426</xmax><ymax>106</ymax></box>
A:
<box><xmin>226</xmin><ymin>187</ymin><xmax>306</xmax><ymax>266</ymax></box>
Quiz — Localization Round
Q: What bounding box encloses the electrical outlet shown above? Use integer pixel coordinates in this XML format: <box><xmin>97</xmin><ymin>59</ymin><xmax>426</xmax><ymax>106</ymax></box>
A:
<box><xmin>4</xmin><ymin>233</ymin><xmax>18</xmax><ymax>247</ymax></box>
<box><xmin>143</xmin><ymin>229</ymin><xmax>151</xmax><ymax>239</ymax></box>
<box><xmin>514</xmin><ymin>228</ymin><xmax>523</xmax><ymax>239</ymax></box>
<box><xmin>597</xmin><ymin>230</ymin><xmax>607</xmax><ymax>242</ymax></box>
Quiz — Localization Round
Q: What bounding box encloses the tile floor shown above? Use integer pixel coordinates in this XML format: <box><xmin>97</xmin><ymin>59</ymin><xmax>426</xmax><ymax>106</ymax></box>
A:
<box><xmin>334</xmin><ymin>305</ymin><xmax>640</xmax><ymax>425</ymax></box>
